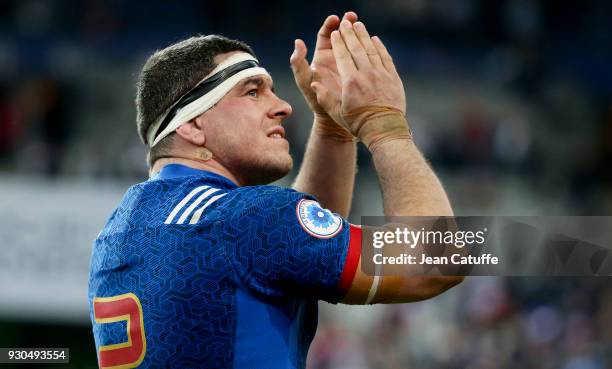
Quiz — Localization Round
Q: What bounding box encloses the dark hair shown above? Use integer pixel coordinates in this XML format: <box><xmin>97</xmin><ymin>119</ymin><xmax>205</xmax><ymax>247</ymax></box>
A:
<box><xmin>135</xmin><ymin>35</ymin><xmax>255</xmax><ymax>167</ymax></box>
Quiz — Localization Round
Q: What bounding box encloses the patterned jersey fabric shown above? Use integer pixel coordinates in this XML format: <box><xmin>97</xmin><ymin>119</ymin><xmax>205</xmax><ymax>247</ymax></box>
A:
<box><xmin>88</xmin><ymin>164</ymin><xmax>361</xmax><ymax>368</ymax></box>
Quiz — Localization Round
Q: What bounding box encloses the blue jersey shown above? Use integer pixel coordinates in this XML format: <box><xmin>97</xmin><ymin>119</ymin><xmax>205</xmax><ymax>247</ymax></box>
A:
<box><xmin>88</xmin><ymin>164</ymin><xmax>361</xmax><ymax>368</ymax></box>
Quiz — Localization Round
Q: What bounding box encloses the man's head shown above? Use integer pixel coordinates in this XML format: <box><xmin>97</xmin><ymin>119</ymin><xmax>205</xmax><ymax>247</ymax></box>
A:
<box><xmin>136</xmin><ymin>35</ymin><xmax>293</xmax><ymax>185</ymax></box>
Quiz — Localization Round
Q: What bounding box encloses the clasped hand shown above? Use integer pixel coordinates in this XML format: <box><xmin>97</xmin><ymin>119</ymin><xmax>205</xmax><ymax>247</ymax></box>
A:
<box><xmin>290</xmin><ymin>13</ymin><xmax>409</xmax><ymax>148</ymax></box>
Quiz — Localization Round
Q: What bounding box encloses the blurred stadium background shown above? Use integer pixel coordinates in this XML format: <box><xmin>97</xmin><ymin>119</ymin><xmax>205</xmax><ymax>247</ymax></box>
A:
<box><xmin>0</xmin><ymin>0</ymin><xmax>611</xmax><ymax>368</ymax></box>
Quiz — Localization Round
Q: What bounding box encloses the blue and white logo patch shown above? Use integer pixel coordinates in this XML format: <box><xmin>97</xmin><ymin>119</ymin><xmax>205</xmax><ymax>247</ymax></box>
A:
<box><xmin>296</xmin><ymin>199</ymin><xmax>343</xmax><ymax>239</ymax></box>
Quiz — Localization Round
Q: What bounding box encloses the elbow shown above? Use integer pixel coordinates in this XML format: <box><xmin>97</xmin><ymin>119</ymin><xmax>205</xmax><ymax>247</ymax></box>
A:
<box><xmin>369</xmin><ymin>275</ymin><xmax>465</xmax><ymax>304</ymax></box>
<box><xmin>446</xmin><ymin>275</ymin><xmax>465</xmax><ymax>286</ymax></box>
<box><xmin>445</xmin><ymin>275</ymin><xmax>465</xmax><ymax>289</ymax></box>
<box><xmin>432</xmin><ymin>275</ymin><xmax>464</xmax><ymax>295</ymax></box>
<box><xmin>415</xmin><ymin>275</ymin><xmax>464</xmax><ymax>301</ymax></box>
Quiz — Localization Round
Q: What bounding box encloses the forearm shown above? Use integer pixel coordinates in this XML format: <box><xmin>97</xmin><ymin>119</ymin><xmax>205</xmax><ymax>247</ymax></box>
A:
<box><xmin>372</xmin><ymin>138</ymin><xmax>452</xmax><ymax>216</ymax></box>
<box><xmin>292</xmin><ymin>120</ymin><xmax>357</xmax><ymax>217</ymax></box>
<box><xmin>325</xmin><ymin>19</ymin><xmax>462</xmax><ymax>305</ymax></box>
<box><xmin>369</xmin><ymin>135</ymin><xmax>462</xmax><ymax>303</ymax></box>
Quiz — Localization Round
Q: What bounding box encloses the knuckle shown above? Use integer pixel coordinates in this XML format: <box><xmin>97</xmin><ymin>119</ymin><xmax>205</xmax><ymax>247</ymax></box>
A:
<box><xmin>345</xmin><ymin>75</ymin><xmax>360</xmax><ymax>87</ymax></box>
<box><xmin>368</xmin><ymin>70</ymin><xmax>384</xmax><ymax>83</ymax></box>
<box><xmin>366</xmin><ymin>69</ymin><xmax>379</xmax><ymax>78</ymax></box>
<box><xmin>348</xmin><ymin>45</ymin><xmax>361</xmax><ymax>54</ymax></box>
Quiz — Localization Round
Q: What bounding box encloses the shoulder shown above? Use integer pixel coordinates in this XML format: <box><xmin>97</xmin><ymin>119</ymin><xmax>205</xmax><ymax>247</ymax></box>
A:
<box><xmin>160</xmin><ymin>177</ymin><xmax>233</xmax><ymax>225</ymax></box>
<box><xmin>115</xmin><ymin>176</ymin><xmax>232</xmax><ymax>226</ymax></box>
<box><xmin>229</xmin><ymin>185</ymin><xmax>314</xmax><ymax>207</ymax></box>
<box><xmin>226</xmin><ymin>186</ymin><xmax>345</xmax><ymax>239</ymax></box>
<box><xmin>225</xmin><ymin>185</ymin><xmax>319</xmax><ymax>220</ymax></box>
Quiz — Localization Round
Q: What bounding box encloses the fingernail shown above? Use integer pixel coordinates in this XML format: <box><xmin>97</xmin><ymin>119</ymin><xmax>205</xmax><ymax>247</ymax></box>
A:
<box><xmin>354</xmin><ymin>21</ymin><xmax>364</xmax><ymax>30</ymax></box>
<box><xmin>341</xmin><ymin>20</ymin><xmax>351</xmax><ymax>28</ymax></box>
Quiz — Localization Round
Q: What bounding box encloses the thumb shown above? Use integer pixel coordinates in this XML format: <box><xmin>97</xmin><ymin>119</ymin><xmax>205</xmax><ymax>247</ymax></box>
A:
<box><xmin>310</xmin><ymin>81</ymin><xmax>334</xmax><ymax>112</ymax></box>
<box><xmin>290</xmin><ymin>39</ymin><xmax>307</xmax><ymax>64</ymax></box>
<box><xmin>290</xmin><ymin>39</ymin><xmax>311</xmax><ymax>90</ymax></box>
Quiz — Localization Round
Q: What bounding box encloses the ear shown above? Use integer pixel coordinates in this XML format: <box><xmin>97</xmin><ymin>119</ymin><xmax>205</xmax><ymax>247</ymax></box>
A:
<box><xmin>175</xmin><ymin>118</ymin><xmax>206</xmax><ymax>146</ymax></box>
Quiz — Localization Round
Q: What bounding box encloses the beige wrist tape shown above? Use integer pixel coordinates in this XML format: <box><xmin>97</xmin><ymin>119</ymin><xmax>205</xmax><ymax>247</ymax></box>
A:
<box><xmin>344</xmin><ymin>106</ymin><xmax>412</xmax><ymax>151</ymax></box>
<box><xmin>313</xmin><ymin>114</ymin><xmax>356</xmax><ymax>142</ymax></box>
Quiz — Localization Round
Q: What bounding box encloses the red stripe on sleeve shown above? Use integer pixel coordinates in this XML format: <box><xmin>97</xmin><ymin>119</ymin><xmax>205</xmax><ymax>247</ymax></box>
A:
<box><xmin>337</xmin><ymin>224</ymin><xmax>362</xmax><ymax>294</ymax></box>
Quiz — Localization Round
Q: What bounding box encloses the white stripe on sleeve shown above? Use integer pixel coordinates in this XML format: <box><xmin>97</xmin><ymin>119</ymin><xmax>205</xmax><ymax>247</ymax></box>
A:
<box><xmin>176</xmin><ymin>188</ymin><xmax>220</xmax><ymax>224</ymax></box>
<box><xmin>164</xmin><ymin>185</ymin><xmax>209</xmax><ymax>224</ymax></box>
<box><xmin>189</xmin><ymin>193</ymin><xmax>227</xmax><ymax>224</ymax></box>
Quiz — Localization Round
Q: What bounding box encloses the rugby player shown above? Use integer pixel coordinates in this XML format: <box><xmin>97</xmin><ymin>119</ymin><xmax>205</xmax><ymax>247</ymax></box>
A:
<box><xmin>88</xmin><ymin>12</ymin><xmax>463</xmax><ymax>368</ymax></box>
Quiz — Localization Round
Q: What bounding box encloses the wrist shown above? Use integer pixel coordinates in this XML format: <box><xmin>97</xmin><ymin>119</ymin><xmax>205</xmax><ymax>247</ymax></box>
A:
<box><xmin>357</xmin><ymin>112</ymin><xmax>412</xmax><ymax>152</ymax></box>
<box><xmin>313</xmin><ymin>112</ymin><xmax>334</xmax><ymax>126</ymax></box>
<box><xmin>368</xmin><ymin>134</ymin><xmax>414</xmax><ymax>155</ymax></box>
<box><xmin>313</xmin><ymin>113</ymin><xmax>356</xmax><ymax>142</ymax></box>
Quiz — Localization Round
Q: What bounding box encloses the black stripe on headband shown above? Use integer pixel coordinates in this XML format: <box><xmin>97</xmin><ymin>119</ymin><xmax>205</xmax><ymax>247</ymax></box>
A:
<box><xmin>150</xmin><ymin>59</ymin><xmax>260</xmax><ymax>145</ymax></box>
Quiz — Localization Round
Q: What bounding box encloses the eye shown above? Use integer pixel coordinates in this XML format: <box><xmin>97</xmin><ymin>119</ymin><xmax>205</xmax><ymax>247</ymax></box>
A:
<box><xmin>247</xmin><ymin>89</ymin><xmax>258</xmax><ymax>97</ymax></box>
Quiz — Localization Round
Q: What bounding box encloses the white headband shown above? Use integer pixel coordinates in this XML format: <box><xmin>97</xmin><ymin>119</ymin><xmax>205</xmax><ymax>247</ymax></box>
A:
<box><xmin>147</xmin><ymin>52</ymin><xmax>270</xmax><ymax>147</ymax></box>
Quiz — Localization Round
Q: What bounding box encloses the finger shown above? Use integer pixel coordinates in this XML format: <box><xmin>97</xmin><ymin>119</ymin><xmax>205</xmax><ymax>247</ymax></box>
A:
<box><xmin>290</xmin><ymin>39</ymin><xmax>310</xmax><ymax>79</ymax></box>
<box><xmin>371</xmin><ymin>36</ymin><xmax>396</xmax><ymax>73</ymax></box>
<box><xmin>341</xmin><ymin>11</ymin><xmax>358</xmax><ymax>23</ymax></box>
<box><xmin>331</xmin><ymin>30</ymin><xmax>357</xmax><ymax>77</ymax></box>
<box><xmin>338</xmin><ymin>20</ymin><xmax>370</xmax><ymax>70</ymax></box>
<box><xmin>291</xmin><ymin>40</ymin><xmax>328</xmax><ymax>114</ymax></box>
<box><xmin>290</xmin><ymin>40</ymin><xmax>317</xmax><ymax>96</ymax></box>
<box><xmin>315</xmin><ymin>15</ymin><xmax>340</xmax><ymax>50</ymax></box>
<box><xmin>290</xmin><ymin>40</ymin><xmax>311</xmax><ymax>86</ymax></box>
<box><xmin>353</xmin><ymin>21</ymin><xmax>382</xmax><ymax>68</ymax></box>
<box><xmin>290</xmin><ymin>38</ymin><xmax>307</xmax><ymax>64</ymax></box>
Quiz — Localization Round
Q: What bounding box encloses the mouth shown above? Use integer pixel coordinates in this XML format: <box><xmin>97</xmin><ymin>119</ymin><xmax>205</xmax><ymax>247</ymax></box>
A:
<box><xmin>266</xmin><ymin>126</ymin><xmax>286</xmax><ymax>139</ymax></box>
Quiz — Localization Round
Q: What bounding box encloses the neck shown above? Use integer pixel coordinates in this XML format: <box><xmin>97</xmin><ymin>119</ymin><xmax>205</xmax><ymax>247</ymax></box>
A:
<box><xmin>150</xmin><ymin>156</ymin><xmax>241</xmax><ymax>186</ymax></box>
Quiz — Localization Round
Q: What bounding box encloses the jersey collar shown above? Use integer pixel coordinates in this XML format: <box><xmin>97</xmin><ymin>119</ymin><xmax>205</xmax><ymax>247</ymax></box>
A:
<box><xmin>153</xmin><ymin>164</ymin><xmax>238</xmax><ymax>189</ymax></box>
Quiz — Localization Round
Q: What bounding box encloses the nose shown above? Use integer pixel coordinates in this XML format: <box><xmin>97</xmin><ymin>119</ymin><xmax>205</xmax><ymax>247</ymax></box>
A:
<box><xmin>268</xmin><ymin>94</ymin><xmax>293</xmax><ymax>120</ymax></box>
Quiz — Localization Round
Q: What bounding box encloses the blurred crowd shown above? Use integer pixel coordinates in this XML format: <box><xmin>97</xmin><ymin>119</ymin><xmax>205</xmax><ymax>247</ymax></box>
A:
<box><xmin>310</xmin><ymin>278</ymin><xmax>612</xmax><ymax>369</ymax></box>
<box><xmin>1</xmin><ymin>0</ymin><xmax>611</xmax><ymax>211</ymax></box>
<box><xmin>0</xmin><ymin>0</ymin><xmax>611</xmax><ymax>367</ymax></box>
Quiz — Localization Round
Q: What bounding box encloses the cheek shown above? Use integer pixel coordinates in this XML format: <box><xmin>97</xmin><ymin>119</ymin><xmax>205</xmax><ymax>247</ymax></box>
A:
<box><xmin>218</xmin><ymin>97</ymin><xmax>262</xmax><ymax>121</ymax></box>
<box><xmin>203</xmin><ymin>102</ymin><xmax>267</xmax><ymax>154</ymax></box>
<box><xmin>205</xmin><ymin>110</ymin><xmax>252</xmax><ymax>141</ymax></box>
<box><xmin>210</xmin><ymin>122</ymin><xmax>258</xmax><ymax>160</ymax></box>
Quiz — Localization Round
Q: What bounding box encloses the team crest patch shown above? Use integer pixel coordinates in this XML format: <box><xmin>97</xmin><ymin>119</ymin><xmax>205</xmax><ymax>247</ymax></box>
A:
<box><xmin>296</xmin><ymin>199</ymin><xmax>343</xmax><ymax>239</ymax></box>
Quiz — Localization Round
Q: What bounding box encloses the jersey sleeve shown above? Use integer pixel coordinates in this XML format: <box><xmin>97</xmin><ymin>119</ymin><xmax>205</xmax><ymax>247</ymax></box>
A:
<box><xmin>223</xmin><ymin>186</ymin><xmax>361</xmax><ymax>303</ymax></box>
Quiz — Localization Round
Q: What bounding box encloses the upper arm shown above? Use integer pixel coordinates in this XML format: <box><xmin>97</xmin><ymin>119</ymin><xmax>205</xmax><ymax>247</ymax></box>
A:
<box><xmin>224</xmin><ymin>187</ymin><xmax>463</xmax><ymax>304</ymax></box>
<box><xmin>341</xmin><ymin>264</ymin><xmax>464</xmax><ymax>304</ymax></box>
<box><xmin>340</xmin><ymin>250</ymin><xmax>464</xmax><ymax>304</ymax></box>
<box><xmin>224</xmin><ymin>187</ymin><xmax>361</xmax><ymax>302</ymax></box>
<box><xmin>340</xmin><ymin>225</ymin><xmax>464</xmax><ymax>304</ymax></box>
